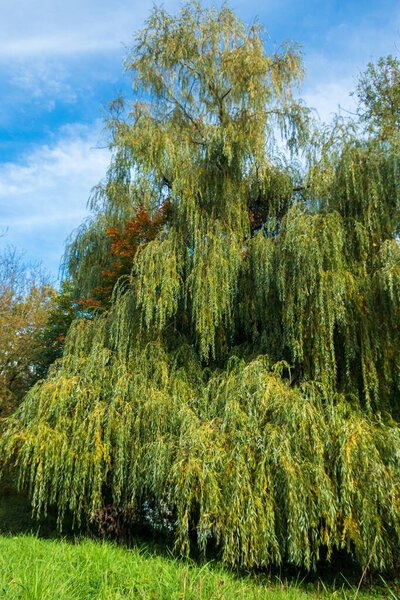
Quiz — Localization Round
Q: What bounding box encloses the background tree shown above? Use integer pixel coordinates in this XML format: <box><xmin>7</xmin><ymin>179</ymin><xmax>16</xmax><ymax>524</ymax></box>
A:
<box><xmin>76</xmin><ymin>201</ymin><xmax>171</xmax><ymax>312</ymax></box>
<box><xmin>0</xmin><ymin>247</ymin><xmax>54</xmax><ymax>419</ymax></box>
<box><xmin>356</xmin><ymin>54</ymin><xmax>400</xmax><ymax>138</ymax></box>
<box><xmin>2</xmin><ymin>3</ymin><xmax>400</xmax><ymax>572</ymax></box>
<box><xmin>32</xmin><ymin>279</ymin><xmax>83</xmax><ymax>380</ymax></box>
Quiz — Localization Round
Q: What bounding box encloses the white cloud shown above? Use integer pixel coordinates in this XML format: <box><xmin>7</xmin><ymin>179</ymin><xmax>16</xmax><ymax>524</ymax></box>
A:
<box><xmin>303</xmin><ymin>78</ymin><xmax>357</xmax><ymax>123</ymax></box>
<box><xmin>301</xmin><ymin>7</ymin><xmax>400</xmax><ymax>124</ymax></box>
<box><xmin>0</xmin><ymin>123</ymin><xmax>110</xmax><ymax>276</ymax></box>
<box><xmin>0</xmin><ymin>1</ymin><xmax>160</xmax><ymax>112</ymax></box>
<box><xmin>10</xmin><ymin>60</ymin><xmax>77</xmax><ymax>106</ymax></box>
<box><xmin>0</xmin><ymin>33</ymin><xmax>121</xmax><ymax>60</ymax></box>
<box><xmin>0</xmin><ymin>1</ymin><xmax>162</xmax><ymax>60</ymax></box>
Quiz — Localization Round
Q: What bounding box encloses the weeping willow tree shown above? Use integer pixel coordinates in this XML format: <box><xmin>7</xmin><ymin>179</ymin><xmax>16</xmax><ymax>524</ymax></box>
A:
<box><xmin>2</xmin><ymin>2</ymin><xmax>400</xmax><ymax>571</ymax></box>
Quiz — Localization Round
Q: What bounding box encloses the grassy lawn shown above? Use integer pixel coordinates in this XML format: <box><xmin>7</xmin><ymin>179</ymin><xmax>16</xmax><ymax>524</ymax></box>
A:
<box><xmin>0</xmin><ymin>534</ymin><xmax>397</xmax><ymax>600</ymax></box>
<box><xmin>0</xmin><ymin>485</ymin><xmax>397</xmax><ymax>600</ymax></box>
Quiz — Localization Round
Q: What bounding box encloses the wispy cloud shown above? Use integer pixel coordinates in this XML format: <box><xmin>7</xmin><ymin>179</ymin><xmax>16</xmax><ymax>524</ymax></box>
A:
<box><xmin>0</xmin><ymin>33</ymin><xmax>122</xmax><ymax>60</ymax></box>
<box><xmin>0</xmin><ymin>1</ymin><xmax>154</xmax><ymax>127</ymax></box>
<box><xmin>9</xmin><ymin>60</ymin><xmax>77</xmax><ymax>108</ymax></box>
<box><xmin>301</xmin><ymin>6</ymin><xmax>400</xmax><ymax>123</ymax></box>
<box><xmin>302</xmin><ymin>82</ymin><xmax>355</xmax><ymax>124</ymax></box>
<box><xmin>0</xmin><ymin>123</ymin><xmax>110</xmax><ymax>276</ymax></box>
<box><xmin>0</xmin><ymin>1</ymin><xmax>158</xmax><ymax>61</ymax></box>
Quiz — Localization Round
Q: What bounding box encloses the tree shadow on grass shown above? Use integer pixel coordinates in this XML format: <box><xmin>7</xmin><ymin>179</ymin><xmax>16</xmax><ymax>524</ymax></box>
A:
<box><xmin>0</xmin><ymin>478</ymin><xmax>397</xmax><ymax>598</ymax></box>
<box><xmin>0</xmin><ymin>478</ymin><xmax>72</xmax><ymax>539</ymax></box>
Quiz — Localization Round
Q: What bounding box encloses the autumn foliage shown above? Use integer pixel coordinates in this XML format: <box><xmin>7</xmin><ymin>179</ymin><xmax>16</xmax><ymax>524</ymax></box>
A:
<box><xmin>78</xmin><ymin>202</ymin><xmax>171</xmax><ymax>311</ymax></box>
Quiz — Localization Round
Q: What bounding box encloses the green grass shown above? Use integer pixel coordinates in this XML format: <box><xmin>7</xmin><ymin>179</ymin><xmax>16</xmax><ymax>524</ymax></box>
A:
<box><xmin>0</xmin><ymin>534</ymin><xmax>396</xmax><ymax>600</ymax></box>
<box><xmin>0</xmin><ymin>485</ymin><xmax>397</xmax><ymax>599</ymax></box>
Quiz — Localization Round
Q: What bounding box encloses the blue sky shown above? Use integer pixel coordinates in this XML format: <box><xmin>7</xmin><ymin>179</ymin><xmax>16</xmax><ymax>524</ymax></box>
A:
<box><xmin>1</xmin><ymin>0</ymin><xmax>399</xmax><ymax>281</ymax></box>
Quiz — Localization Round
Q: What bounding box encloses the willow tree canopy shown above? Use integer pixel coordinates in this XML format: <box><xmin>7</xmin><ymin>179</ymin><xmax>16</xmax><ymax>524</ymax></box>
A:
<box><xmin>2</xmin><ymin>2</ymin><xmax>400</xmax><ymax>571</ymax></box>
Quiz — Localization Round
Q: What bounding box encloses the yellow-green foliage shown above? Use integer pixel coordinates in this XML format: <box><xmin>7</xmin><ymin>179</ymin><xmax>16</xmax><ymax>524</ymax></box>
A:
<box><xmin>2</xmin><ymin>334</ymin><xmax>400</xmax><ymax>570</ymax></box>
<box><xmin>2</xmin><ymin>1</ymin><xmax>400</xmax><ymax>572</ymax></box>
